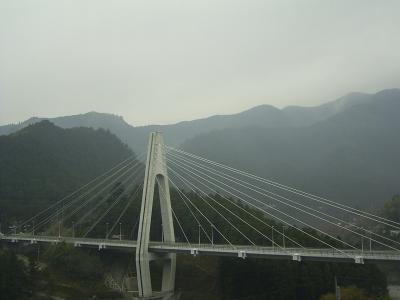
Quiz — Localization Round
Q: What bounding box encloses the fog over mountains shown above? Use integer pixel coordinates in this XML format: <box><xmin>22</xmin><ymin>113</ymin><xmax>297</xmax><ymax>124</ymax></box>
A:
<box><xmin>1</xmin><ymin>88</ymin><xmax>399</xmax><ymax>207</ymax></box>
<box><xmin>1</xmin><ymin>89</ymin><xmax>390</xmax><ymax>151</ymax></box>
<box><xmin>183</xmin><ymin>89</ymin><xmax>400</xmax><ymax>208</ymax></box>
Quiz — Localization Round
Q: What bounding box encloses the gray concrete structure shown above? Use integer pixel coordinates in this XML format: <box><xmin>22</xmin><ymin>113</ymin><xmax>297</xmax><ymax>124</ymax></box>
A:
<box><xmin>135</xmin><ymin>132</ymin><xmax>176</xmax><ymax>299</ymax></box>
<box><xmin>2</xmin><ymin>235</ymin><xmax>400</xmax><ymax>264</ymax></box>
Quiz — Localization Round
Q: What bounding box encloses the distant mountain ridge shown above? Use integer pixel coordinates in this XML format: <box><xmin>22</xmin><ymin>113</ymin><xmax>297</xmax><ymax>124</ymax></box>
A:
<box><xmin>182</xmin><ymin>89</ymin><xmax>400</xmax><ymax>208</ymax></box>
<box><xmin>0</xmin><ymin>112</ymin><xmax>130</xmax><ymax>137</ymax></box>
<box><xmin>1</xmin><ymin>89</ymin><xmax>393</xmax><ymax>155</ymax></box>
<box><xmin>0</xmin><ymin>88</ymin><xmax>399</xmax><ymax>209</ymax></box>
<box><xmin>282</xmin><ymin>91</ymin><xmax>372</xmax><ymax>127</ymax></box>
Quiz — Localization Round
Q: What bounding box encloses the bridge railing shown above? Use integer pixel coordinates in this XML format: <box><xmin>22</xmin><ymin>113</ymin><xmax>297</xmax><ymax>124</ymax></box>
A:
<box><xmin>2</xmin><ymin>234</ymin><xmax>400</xmax><ymax>261</ymax></box>
<box><xmin>150</xmin><ymin>241</ymin><xmax>400</xmax><ymax>260</ymax></box>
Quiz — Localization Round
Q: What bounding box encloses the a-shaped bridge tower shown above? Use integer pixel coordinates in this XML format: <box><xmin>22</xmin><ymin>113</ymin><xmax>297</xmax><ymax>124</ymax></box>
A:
<box><xmin>135</xmin><ymin>132</ymin><xmax>176</xmax><ymax>299</ymax></box>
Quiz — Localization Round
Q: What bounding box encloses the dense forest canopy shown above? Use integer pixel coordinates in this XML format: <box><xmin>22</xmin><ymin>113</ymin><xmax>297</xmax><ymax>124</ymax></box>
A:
<box><xmin>0</xmin><ymin>121</ymin><xmax>135</xmax><ymax>224</ymax></box>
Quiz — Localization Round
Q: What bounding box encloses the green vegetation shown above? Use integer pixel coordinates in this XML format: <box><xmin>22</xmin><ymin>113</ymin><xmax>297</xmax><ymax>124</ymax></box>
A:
<box><xmin>216</xmin><ymin>260</ymin><xmax>386</xmax><ymax>300</ymax></box>
<box><xmin>44</xmin><ymin>242</ymin><xmax>103</xmax><ymax>280</ymax></box>
<box><xmin>383</xmin><ymin>195</ymin><xmax>400</xmax><ymax>223</ymax></box>
<box><xmin>0</xmin><ymin>121</ymin><xmax>395</xmax><ymax>299</ymax></box>
<box><xmin>168</xmin><ymin>190</ymin><xmax>388</xmax><ymax>299</ymax></box>
<box><xmin>182</xmin><ymin>93</ymin><xmax>400</xmax><ymax>208</ymax></box>
<box><xmin>0</xmin><ymin>249</ymin><xmax>31</xmax><ymax>299</ymax></box>
<box><xmin>2</xmin><ymin>187</ymin><xmax>390</xmax><ymax>300</ymax></box>
<box><xmin>2</xmin><ymin>90</ymin><xmax>400</xmax><ymax>209</ymax></box>
<box><xmin>168</xmin><ymin>191</ymin><xmax>344</xmax><ymax>248</ymax></box>
<box><xmin>319</xmin><ymin>286</ymin><xmax>391</xmax><ymax>300</ymax></box>
<box><xmin>0</xmin><ymin>121</ymin><xmax>134</xmax><ymax>226</ymax></box>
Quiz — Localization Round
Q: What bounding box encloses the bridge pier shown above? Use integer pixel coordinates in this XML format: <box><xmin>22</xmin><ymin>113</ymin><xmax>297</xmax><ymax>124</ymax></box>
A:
<box><xmin>135</xmin><ymin>132</ymin><xmax>176</xmax><ymax>299</ymax></box>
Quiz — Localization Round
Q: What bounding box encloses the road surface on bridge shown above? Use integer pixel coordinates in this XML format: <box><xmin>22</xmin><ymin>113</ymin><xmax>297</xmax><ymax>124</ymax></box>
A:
<box><xmin>2</xmin><ymin>234</ymin><xmax>400</xmax><ymax>264</ymax></box>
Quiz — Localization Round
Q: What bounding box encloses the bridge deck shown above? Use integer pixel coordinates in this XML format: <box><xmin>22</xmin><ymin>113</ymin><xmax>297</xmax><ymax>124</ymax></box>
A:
<box><xmin>2</xmin><ymin>234</ymin><xmax>400</xmax><ymax>264</ymax></box>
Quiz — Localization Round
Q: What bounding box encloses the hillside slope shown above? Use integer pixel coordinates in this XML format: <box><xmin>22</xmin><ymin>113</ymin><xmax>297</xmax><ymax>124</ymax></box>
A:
<box><xmin>182</xmin><ymin>89</ymin><xmax>400</xmax><ymax>208</ymax></box>
<box><xmin>0</xmin><ymin>121</ymin><xmax>135</xmax><ymax>220</ymax></box>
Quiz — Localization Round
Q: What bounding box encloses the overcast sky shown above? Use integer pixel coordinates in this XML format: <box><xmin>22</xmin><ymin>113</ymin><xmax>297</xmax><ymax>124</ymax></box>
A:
<box><xmin>1</xmin><ymin>0</ymin><xmax>399</xmax><ymax>126</ymax></box>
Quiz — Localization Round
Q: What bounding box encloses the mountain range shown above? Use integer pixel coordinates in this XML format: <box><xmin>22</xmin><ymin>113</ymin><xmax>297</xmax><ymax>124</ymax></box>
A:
<box><xmin>0</xmin><ymin>89</ymin><xmax>383</xmax><ymax>155</ymax></box>
<box><xmin>1</xmin><ymin>88</ymin><xmax>399</xmax><ymax>207</ymax></box>
<box><xmin>183</xmin><ymin>89</ymin><xmax>400</xmax><ymax>207</ymax></box>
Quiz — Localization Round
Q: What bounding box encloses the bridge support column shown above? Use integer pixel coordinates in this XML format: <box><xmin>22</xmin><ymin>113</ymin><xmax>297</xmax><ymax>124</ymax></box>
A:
<box><xmin>135</xmin><ymin>132</ymin><xmax>176</xmax><ymax>299</ymax></box>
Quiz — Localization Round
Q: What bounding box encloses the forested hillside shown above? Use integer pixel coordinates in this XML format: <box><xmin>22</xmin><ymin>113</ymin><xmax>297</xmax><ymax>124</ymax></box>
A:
<box><xmin>182</xmin><ymin>90</ymin><xmax>400</xmax><ymax>207</ymax></box>
<box><xmin>0</xmin><ymin>121</ymin><xmax>393</xmax><ymax>300</ymax></box>
<box><xmin>0</xmin><ymin>186</ymin><xmax>390</xmax><ymax>300</ymax></box>
<box><xmin>1</xmin><ymin>89</ymin><xmax>399</xmax><ymax>210</ymax></box>
<box><xmin>0</xmin><ymin>121</ymin><xmax>135</xmax><ymax>223</ymax></box>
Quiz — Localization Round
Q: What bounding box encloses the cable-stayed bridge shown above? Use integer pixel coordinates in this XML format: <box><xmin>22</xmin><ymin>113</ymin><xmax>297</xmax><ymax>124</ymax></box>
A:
<box><xmin>2</xmin><ymin>235</ymin><xmax>399</xmax><ymax>263</ymax></box>
<box><xmin>1</xmin><ymin>132</ymin><xmax>400</xmax><ymax>299</ymax></box>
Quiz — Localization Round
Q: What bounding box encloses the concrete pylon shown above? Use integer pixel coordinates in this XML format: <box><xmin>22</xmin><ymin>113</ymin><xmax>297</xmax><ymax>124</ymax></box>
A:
<box><xmin>135</xmin><ymin>132</ymin><xmax>176</xmax><ymax>299</ymax></box>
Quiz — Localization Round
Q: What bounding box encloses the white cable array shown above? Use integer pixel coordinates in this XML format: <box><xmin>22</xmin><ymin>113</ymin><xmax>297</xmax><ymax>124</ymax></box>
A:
<box><xmin>17</xmin><ymin>156</ymin><xmax>144</xmax><ymax>228</ymax></box>
<box><xmin>75</xmin><ymin>166</ymin><xmax>144</xmax><ymax>231</ymax></box>
<box><xmin>167</xmin><ymin>147</ymin><xmax>400</xmax><ymax>230</ymax></box>
<box><xmin>168</xmin><ymin>167</ymin><xmax>256</xmax><ymax>246</ymax></box>
<box><xmin>106</xmin><ymin>183</ymin><xmax>143</xmax><ymax>239</ymax></box>
<box><xmin>168</xmin><ymin>157</ymin><xmax>355</xmax><ymax>257</ymax></box>
<box><xmin>156</xmin><ymin>177</ymin><xmax>191</xmax><ymax>246</ymax></box>
<box><xmin>166</xmin><ymin>158</ymin><xmax>302</xmax><ymax>249</ymax></box>
<box><xmin>31</xmin><ymin>155</ymin><xmax>144</xmax><ymax>232</ymax></box>
<box><xmin>32</xmin><ymin>161</ymin><xmax>138</xmax><ymax>233</ymax></box>
<box><xmin>168</xmin><ymin>165</ymin><xmax>285</xmax><ymax>249</ymax></box>
<box><xmin>129</xmin><ymin>218</ymin><xmax>140</xmax><ymax>240</ymax></box>
<box><xmin>171</xmin><ymin>186</ymin><xmax>213</xmax><ymax>244</ymax></box>
<box><xmin>168</xmin><ymin>177</ymin><xmax>234</xmax><ymax>247</ymax></box>
<box><xmin>83</xmin><ymin>177</ymin><xmax>141</xmax><ymax>238</ymax></box>
<box><xmin>34</xmin><ymin>160</ymin><xmax>144</xmax><ymax>233</ymax></box>
<box><xmin>40</xmin><ymin>165</ymin><xmax>142</xmax><ymax>238</ymax></box>
<box><xmin>61</xmin><ymin>164</ymin><xmax>142</xmax><ymax>229</ymax></box>
<box><xmin>168</xmin><ymin>156</ymin><xmax>356</xmax><ymax>250</ymax></box>
<box><xmin>167</xmin><ymin>152</ymin><xmax>400</xmax><ymax>251</ymax></box>
<box><xmin>83</xmin><ymin>192</ymin><xmax>127</xmax><ymax>238</ymax></box>
<box><xmin>18</xmin><ymin>154</ymin><xmax>140</xmax><ymax>230</ymax></box>
<box><xmin>171</xmin><ymin>207</ymin><xmax>191</xmax><ymax>246</ymax></box>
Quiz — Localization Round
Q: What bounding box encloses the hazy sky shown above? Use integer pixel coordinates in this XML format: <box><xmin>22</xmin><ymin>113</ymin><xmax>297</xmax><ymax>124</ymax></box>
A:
<box><xmin>1</xmin><ymin>0</ymin><xmax>399</xmax><ymax>126</ymax></box>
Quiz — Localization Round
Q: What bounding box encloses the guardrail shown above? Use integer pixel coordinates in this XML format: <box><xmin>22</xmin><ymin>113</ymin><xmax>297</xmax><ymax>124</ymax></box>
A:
<box><xmin>2</xmin><ymin>234</ymin><xmax>400</xmax><ymax>262</ymax></box>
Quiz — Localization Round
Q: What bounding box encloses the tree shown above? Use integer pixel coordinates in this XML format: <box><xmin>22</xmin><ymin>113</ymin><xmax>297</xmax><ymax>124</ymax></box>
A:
<box><xmin>320</xmin><ymin>286</ymin><xmax>374</xmax><ymax>300</ymax></box>
<box><xmin>0</xmin><ymin>248</ymin><xmax>30</xmax><ymax>299</ymax></box>
<box><xmin>44</xmin><ymin>243</ymin><xmax>103</xmax><ymax>280</ymax></box>
<box><xmin>383</xmin><ymin>195</ymin><xmax>400</xmax><ymax>223</ymax></box>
